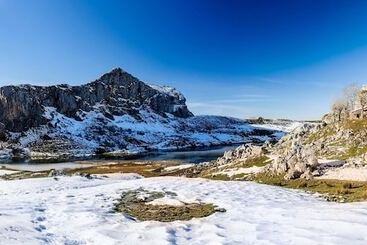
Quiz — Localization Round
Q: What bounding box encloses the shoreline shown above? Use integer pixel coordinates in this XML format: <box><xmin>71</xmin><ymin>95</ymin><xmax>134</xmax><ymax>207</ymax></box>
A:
<box><xmin>1</xmin><ymin>143</ymin><xmax>244</xmax><ymax>165</ymax></box>
<box><xmin>2</xmin><ymin>158</ymin><xmax>367</xmax><ymax>203</ymax></box>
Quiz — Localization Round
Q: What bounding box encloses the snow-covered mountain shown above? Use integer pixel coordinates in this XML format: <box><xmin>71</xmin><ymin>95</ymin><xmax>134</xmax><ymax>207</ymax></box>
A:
<box><xmin>0</xmin><ymin>68</ymin><xmax>284</xmax><ymax>162</ymax></box>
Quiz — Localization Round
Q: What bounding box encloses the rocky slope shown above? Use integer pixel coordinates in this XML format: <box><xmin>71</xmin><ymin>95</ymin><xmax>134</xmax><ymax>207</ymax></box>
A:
<box><xmin>0</xmin><ymin>68</ymin><xmax>191</xmax><ymax>132</ymax></box>
<box><xmin>0</xmin><ymin>68</ymin><xmax>283</xmax><ymax>162</ymax></box>
<box><xmin>207</xmin><ymin>117</ymin><xmax>367</xmax><ymax>182</ymax></box>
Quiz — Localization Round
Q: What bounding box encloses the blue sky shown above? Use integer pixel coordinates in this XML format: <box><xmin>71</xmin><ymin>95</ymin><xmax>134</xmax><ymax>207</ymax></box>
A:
<box><xmin>1</xmin><ymin>0</ymin><xmax>367</xmax><ymax>120</ymax></box>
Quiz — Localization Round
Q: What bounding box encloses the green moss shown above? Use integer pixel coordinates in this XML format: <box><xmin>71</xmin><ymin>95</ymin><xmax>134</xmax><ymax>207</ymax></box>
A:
<box><xmin>252</xmin><ymin>173</ymin><xmax>367</xmax><ymax>202</ymax></box>
<box><xmin>114</xmin><ymin>189</ymin><xmax>224</xmax><ymax>222</ymax></box>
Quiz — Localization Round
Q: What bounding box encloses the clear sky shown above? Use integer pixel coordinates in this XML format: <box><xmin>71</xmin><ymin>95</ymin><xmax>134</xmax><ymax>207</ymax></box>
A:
<box><xmin>1</xmin><ymin>0</ymin><xmax>367</xmax><ymax>120</ymax></box>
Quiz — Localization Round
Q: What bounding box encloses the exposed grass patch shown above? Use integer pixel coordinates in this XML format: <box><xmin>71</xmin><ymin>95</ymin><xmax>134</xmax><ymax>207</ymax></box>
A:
<box><xmin>66</xmin><ymin>163</ymin><xmax>164</xmax><ymax>177</ymax></box>
<box><xmin>343</xmin><ymin>119</ymin><xmax>367</xmax><ymax>131</ymax></box>
<box><xmin>1</xmin><ymin>158</ymin><xmax>202</xmax><ymax>181</ymax></box>
<box><xmin>1</xmin><ymin>162</ymin><xmax>178</xmax><ymax>180</ymax></box>
<box><xmin>337</xmin><ymin>146</ymin><xmax>367</xmax><ymax>160</ymax></box>
<box><xmin>252</xmin><ymin>173</ymin><xmax>367</xmax><ymax>202</ymax></box>
<box><xmin>114</xmin><ymin>189</ymin><xmax>225</xmax><ymax>222</ymax></box>
<box><xmin>199</xmin><ymin>156</ymin><xmax>270</xmax><ymax>181</ymax></box>
<box><xmin>305</xmin><ymin>126</ymin><xmax>336</xmax><ymax>144</ymax></box>
<box><xmin>207</xmin><ymin>173</ymin><xmax>231</xmax><ymax>181</ymax></box>
<box><xmin>239</xmin><ymin>156</ymin><xmax>270</xmax><ymax>168</ymax></box>
<box><xmin>1</xmin><ymin>170</ymin><xmax>50</xmax><ymax>180</ymax></box>
<box><xmin>324</xmin><ymin>144</ymin><xmax>367</xmax><ymax>160</ymax></box>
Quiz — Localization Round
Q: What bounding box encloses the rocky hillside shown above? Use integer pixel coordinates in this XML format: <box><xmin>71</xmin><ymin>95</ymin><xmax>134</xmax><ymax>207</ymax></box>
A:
<box><xmin>0</xmin><ymin>68</ymin><xmax>283</xmax><ymax>162</ymax></box>
<box><xmin>0</xmin><ymin>68</ymin><xmax>191</xmax><ymax>132</ymax></box>
<box><xmin>268</xmin><ymin>120</ymin><xmax>367</xmax><ymax>179</ymax></box>
<box><xmin>206</xmin><ymin>116</ymin><xmax>367</xmax><ymax>182</ymax></box>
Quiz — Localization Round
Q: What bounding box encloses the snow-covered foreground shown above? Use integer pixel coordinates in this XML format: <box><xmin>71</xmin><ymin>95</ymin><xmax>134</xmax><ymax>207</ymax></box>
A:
<box><xmin>1</xmin><ymin>175</ymin><xmax>367</xmax><ymax>245</ymax></box>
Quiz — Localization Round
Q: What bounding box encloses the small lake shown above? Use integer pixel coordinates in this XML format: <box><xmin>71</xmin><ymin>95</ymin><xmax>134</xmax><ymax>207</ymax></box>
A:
<box><xmin>139</xmin><ymin>145</ymin><xmax>238</xmax><ymax>163</ymax></box>
<box><xmin>1</xmin><ymin>145</ymin><xmax>238</xmax><ymax>172</ymax></box>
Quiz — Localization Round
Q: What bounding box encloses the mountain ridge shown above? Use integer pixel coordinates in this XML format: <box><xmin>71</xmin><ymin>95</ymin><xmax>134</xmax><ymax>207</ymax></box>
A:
<box><xmin>0</xmin><ymin>68</ymin><xmax>283</xmax><ymax>162</ymax></box>
<box><xmin>0</xmin><ymin>68</ymin><xmax>192</xmax><ymax>132</ymax></box>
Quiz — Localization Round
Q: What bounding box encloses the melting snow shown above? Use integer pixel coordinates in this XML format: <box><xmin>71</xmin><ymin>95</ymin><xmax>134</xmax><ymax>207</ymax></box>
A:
<box><xmin>0</xmin><ymin>169</ymin><xmax>18</xmax><ymax>176</ymax></box>
<box><xmin>1</xmin><ymin>175</ymin><xmax>367</xmax><ymax>244</ymax></box>
<box><xmin>164</xmin><ymin>164</ymin><xmax>194</xmax><ymax>171</ymax></box>
<box><xmin>148</xmin><ymin>84</ymin><xmax>185</xmax><ymax>101</ymax></box>
<box><xmin>146</xmin><ymin>196</ymin><xmax>187</xmax><ymax>207</ymax></box>
<box><xmin>30</xmin><ymin>106</ymin><xmax>282</xmax><ymax>157</ymax></box>
<box><xmin>215</xmin><ymin>166</ymin><xmax>264</xmax><ymax>177</ymax></box>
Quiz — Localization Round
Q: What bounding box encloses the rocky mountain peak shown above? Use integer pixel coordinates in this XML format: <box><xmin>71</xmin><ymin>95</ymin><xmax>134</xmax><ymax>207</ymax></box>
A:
<box><xmin>95</xmin><ymin>67</ymin><xmax>131</xmax><ymax>84</ymax></box>
<box><xmin>0</xmin><ymin>68</ymin><xmax>193</xmax><ymax>132</ymax></box>
<box><xmin>0</xmin><ymin>68</ymin><xmax>284</xmax><ymax>162</ymax></box>
<box><xmin>110</xmin><ymin>67</ymin><xmax>125</xmax><ymax>74</ymax></box>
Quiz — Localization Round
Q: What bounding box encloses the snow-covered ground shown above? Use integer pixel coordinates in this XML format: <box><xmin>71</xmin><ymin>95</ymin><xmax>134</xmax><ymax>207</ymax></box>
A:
<box><xmin>213</xmin><ymin>166</ymin><xmax>264</xmax><ymax>177</ymax></box>
<box><xmin>2</xmin><ymin>108</ymin><xmax>284</xmax><ymax>162</ymax></box>
<box><xmin>315</xmin><ymin>160</ymin><xmax>367</xmax><ymax>181</ymax></box>
<box><xmin>318</xmin><ymin>166</ymin><xmax>367</xmax><ymax>181</ymax></box>
<box><xmin>1</xmin><ymin>175</ymin><xmax>367</xmax><ymax>244</ymax></box>
<box><xmin>252</xmin><ymin>120</ymin><xmax>304</xmax><ymax>133</ymax></box>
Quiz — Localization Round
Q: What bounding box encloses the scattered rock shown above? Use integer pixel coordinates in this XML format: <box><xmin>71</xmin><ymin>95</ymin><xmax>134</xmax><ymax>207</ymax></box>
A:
<box><xmin>79</xmin><ymin>173</ymin><xmax>94</xmax><ymax>179</ymax></box>
<box><xmin>216</xmin><ymin>143</ymin><xmax>269</xmax><ymax>166</ymax></box>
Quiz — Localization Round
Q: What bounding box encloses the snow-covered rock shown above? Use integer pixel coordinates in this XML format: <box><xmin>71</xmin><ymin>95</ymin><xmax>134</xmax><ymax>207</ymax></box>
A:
<box><xmin>0</xmin><ymin>68</ymin><xmax>284</xmax><ymax>162</ymax></box>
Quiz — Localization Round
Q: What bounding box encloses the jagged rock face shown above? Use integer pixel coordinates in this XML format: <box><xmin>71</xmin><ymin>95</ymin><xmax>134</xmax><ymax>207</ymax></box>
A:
<box><xmin>209</xmin><ymin>123</ymin><xmax>321</xmax><ymax>180</ymax></box>
<box><xmin>0</xmin><ymin>68</ymin><xmax>285</xmax><ymax>162</ymax></box>
<box><xmin>271</xmin><ymin>143</ymin><xmax>318</xmax><ymax>180</ymax></box>
<box><xmin>0</xmin><ymin>68</ymin><xmax>192</xmax><ymax>132</ymax></box>
<box><xmin>267</xmin><ymin>124</ymin><xmax>319</xmax><ymax>179</ymax></box>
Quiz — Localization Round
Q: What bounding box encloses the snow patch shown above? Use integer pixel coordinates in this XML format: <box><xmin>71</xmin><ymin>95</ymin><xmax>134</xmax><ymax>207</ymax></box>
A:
<box><xmin>1</xmin><ymin>176</ymin><xmax>367</xmax><ymax>244</ymax></box>
<box><xmin>148</xmin><ymin>84</ymin><xmax>185</xmax><ymax>101</ymax></box>
<box><xmin>164</xmin><ymin>164</ymin><xmax>194</xmax><ymax>171</ymax></box>
<box><xmin>215</xmin><ymin>166</ymin><xmax>264</xmax><ymax>177</ymax></box>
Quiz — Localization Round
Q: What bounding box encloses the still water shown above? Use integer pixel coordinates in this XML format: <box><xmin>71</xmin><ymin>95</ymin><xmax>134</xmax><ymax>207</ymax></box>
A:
<box><xmin>1</xmin><ymin>145</ymin><xmax>238</xmax><ymax>172</ymax></box>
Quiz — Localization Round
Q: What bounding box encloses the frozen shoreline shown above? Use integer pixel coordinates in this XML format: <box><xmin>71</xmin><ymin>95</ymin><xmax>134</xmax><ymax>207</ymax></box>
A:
<box><xmin>1</xmin><ymin>175</ymin><xmax>367</xmax><ymax>244</ymax></box>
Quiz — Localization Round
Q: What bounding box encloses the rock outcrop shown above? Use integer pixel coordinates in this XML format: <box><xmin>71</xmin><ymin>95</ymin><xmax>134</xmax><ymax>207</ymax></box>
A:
<box><xmin>0</xmin><ymin>68</ymin><xmax>283</xmax><ymax>162</ymax></box>
<box><xmin>208</xmin><ymin>123</ymin><xmax>321</xmax><ymax>180</ymax></box>
<box><xmin>0</xmin><ymin>68</ymin><xmax>192</xmax><ymax>132</ymax></box>
<box><xmin>216</xmin><ymin>143</ymin><xmax>269</xmax><ymax>166</ymax></box>
<box><xmin>213</xmin><ymin>114</ymin><xmax>367</xmax><ymax>181</ymax></box>
<box><xmin>271</xmin><ymin>144</ymin><xmax>318</xmax><ymax>180</ymax></box>
<box><xmin>266</xmin><ymin>124</ymin><xmax>319</xmax><ymax>179</ymax></box>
